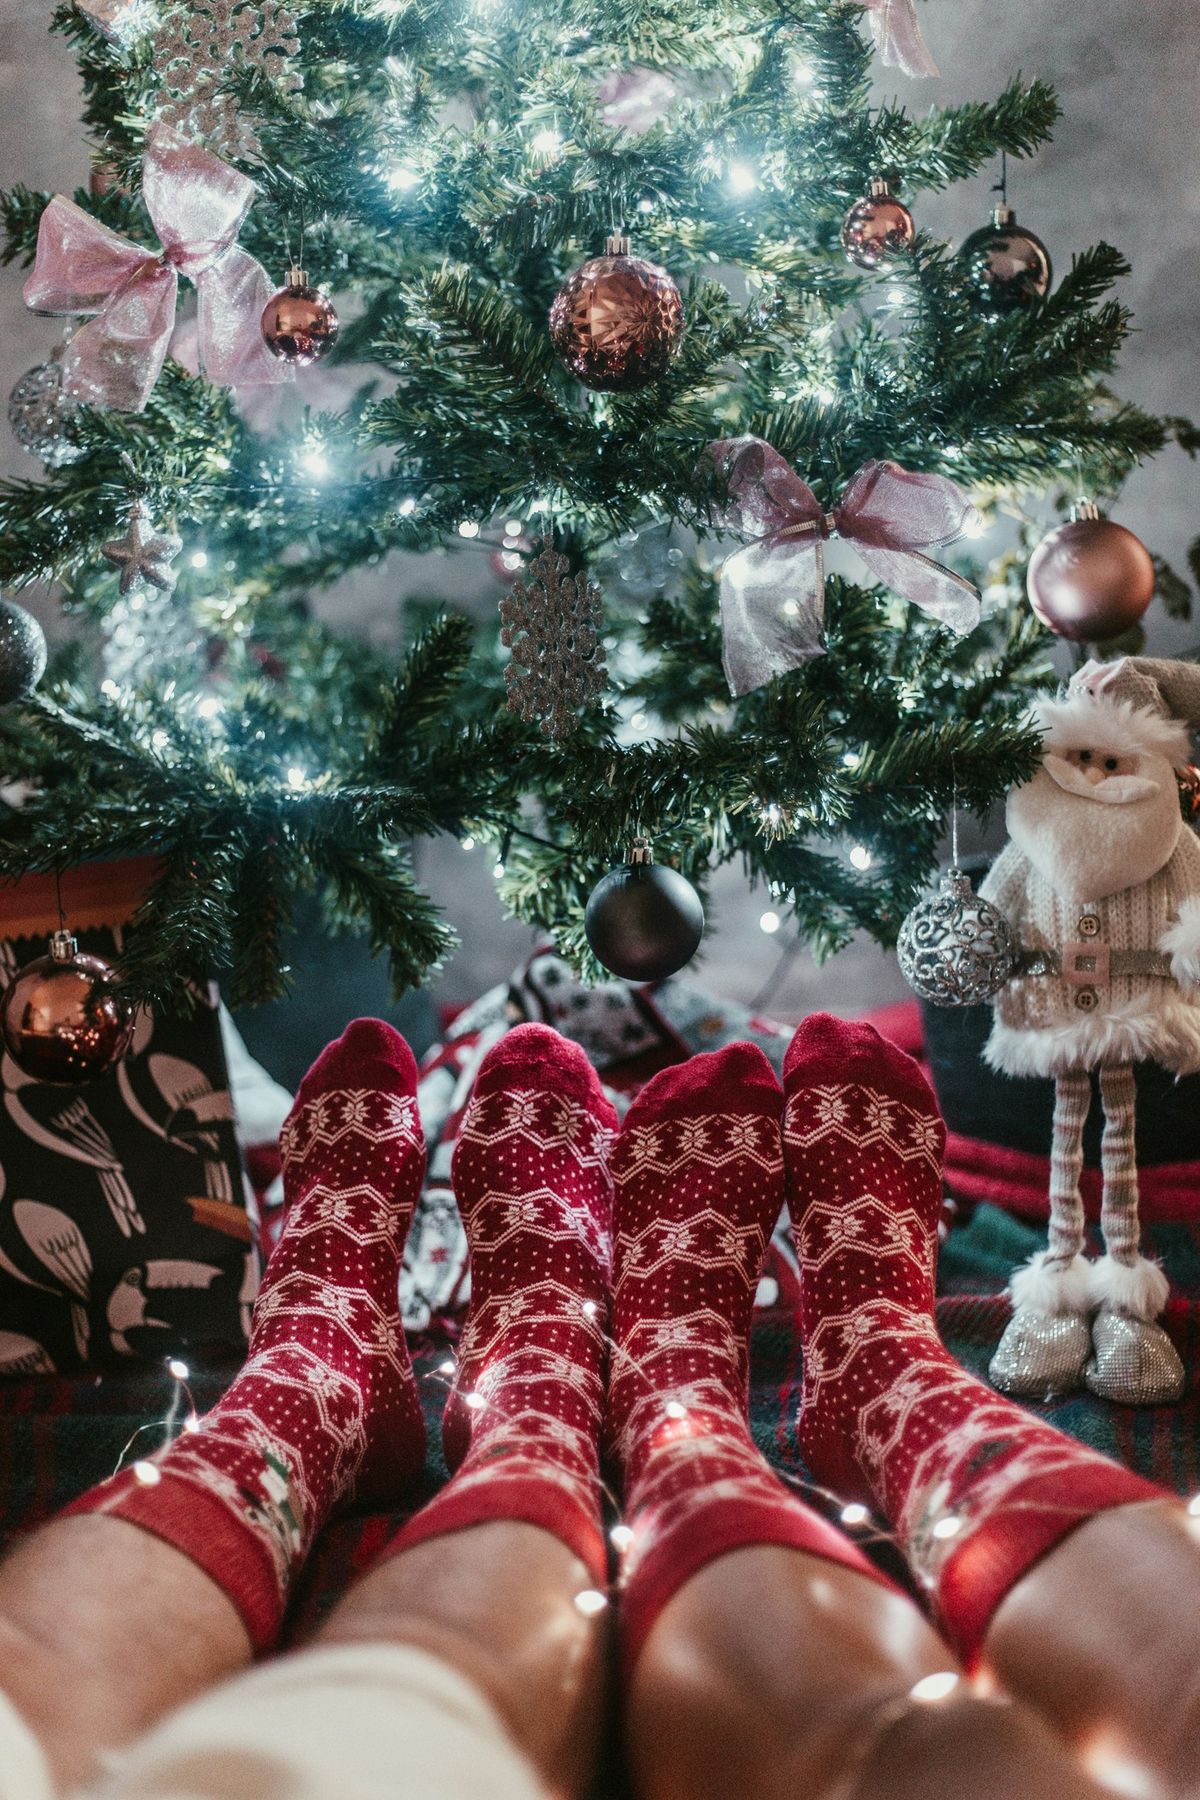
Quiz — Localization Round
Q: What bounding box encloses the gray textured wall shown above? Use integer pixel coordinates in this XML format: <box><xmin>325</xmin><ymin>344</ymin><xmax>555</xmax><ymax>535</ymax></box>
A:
<box><xmin>0</xmin><ymin>2</ymin><xmax>1196</xmax><ymax>1027</ymax></box>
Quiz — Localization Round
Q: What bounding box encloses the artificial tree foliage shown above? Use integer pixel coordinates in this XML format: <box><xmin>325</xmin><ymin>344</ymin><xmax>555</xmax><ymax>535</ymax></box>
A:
<box><xmin>0</xmin><ymin>0</ymin><xmax>1194</xmax><ymax>1005</ymax></box>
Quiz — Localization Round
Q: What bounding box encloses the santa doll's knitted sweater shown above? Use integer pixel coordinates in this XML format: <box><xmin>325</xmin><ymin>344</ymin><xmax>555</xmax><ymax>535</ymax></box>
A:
<box><xmin>980</xmin><ymin>824</ymin><xmax>1200</xmax><ymax>1078</ymax></box>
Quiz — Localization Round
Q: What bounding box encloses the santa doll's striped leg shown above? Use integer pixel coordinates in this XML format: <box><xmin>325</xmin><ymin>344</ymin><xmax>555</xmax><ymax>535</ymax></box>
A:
<box><xmin>990</xmin><ymin>1068</ymin><xmax>1092</xmax><ymax>1398</ymax></box>
<box><xmin>1085</xmin><ymin>1063</ymin><xmax>1185</xmax><ymax>1405</ymax></box>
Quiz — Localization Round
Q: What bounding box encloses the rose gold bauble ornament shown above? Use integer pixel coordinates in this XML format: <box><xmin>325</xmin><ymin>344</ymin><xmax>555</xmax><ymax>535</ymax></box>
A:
<box><xmin>1</xmin><ymin>930</ymin><xmax>134</xmax><ymax>1084</ymax></box>
<box><xmin>840</xmin><ymin>177</ymin><xmax>915</xmax><ymax>272</ymax></box>
<box><xmin>549</xmin><ymin>234</ymin><xmax>684</xmax><ymax>391</ymax></box>
<box><xmin>958</xmin><ymin>202</ymin><xmax>1052</xmax><ymax>315</ymax></box>
<box><xmin>1026</xmin><ymin>501</ymin><xmax>1155</xmax><ymax>643</ymax></box>
<box><xmin>261</xmin><ymin>267</ymin><xmax>340</xmax><ymax>366</ymax></box>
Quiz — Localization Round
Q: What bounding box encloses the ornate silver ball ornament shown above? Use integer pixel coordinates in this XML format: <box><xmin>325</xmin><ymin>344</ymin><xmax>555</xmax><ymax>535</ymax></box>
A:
<box><xmin>897</xmin><ymin>867</ymin><xmax>1018</xmax><ymax>1007</ymax></box>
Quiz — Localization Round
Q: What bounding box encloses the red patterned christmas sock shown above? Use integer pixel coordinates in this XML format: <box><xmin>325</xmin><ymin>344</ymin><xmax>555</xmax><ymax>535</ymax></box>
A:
<box><xmin>782</xmin><ymin>1011</ymin><xmax>1165</xmax><ymax>1664</ymax></box>
<box><xmin>63</xmin><ymin>1019</ymin><xmax>427</xmax><ymax>1653</ymax></box>
<box><xmin>608</xmin><ymin>1042</ymin><xmax>889</xmax><ymax>1674</ymax></box>
<box><xmin>387</xmin><ymin>1024</ymin><xmax>617</xmax><ymax>1584</ymax></box>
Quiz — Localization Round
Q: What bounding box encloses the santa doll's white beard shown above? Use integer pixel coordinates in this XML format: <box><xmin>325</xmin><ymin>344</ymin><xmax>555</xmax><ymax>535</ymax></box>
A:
<box><xmin>1007</xmin><ymin>755</ymin><xmax>1182</xmax><ymax>903</ymax></box>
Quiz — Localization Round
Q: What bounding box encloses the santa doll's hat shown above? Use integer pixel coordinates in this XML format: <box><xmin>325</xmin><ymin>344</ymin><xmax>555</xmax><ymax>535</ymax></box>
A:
<box><xmin>1035</xmin><ymin>655</ymin><xmax>1200</xmax><ymax>762</ymax></box>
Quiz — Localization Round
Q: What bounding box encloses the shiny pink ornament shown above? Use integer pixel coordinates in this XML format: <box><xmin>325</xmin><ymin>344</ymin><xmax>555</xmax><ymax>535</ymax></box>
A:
<box><xmin>1027</xmin><ymin>503</ymin><xmax>1155</xmax><ymax>642</ymax></box>
<box><xmin>704</xmin><ymin>437</ymin><xmax>981</xmax><ymax>695</ymax></box>
<box><xmin>23</xmin><ymin>124</ymin><xmax>289</xmax><ymax>413</ymax></box>
<box><xmin>549</xmin><ymin>234</ymin><xmax>684</xmax><ymax>391</ymax></box>
<box><xmin>841</xmin><ymin>178</ymin><xmax>915</xmax><ymax>273</ymax></box>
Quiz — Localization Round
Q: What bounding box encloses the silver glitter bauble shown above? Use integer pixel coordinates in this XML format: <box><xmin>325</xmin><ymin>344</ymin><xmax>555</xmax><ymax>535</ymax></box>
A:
<box><xmin>0</xmin><ymin>599</ymin><xmax>48</xmax><ymax>706</ymax></box>
<box><xmin>8</xmin><ymin>362</ymin><xmax>85</xmax><ymax>470</ymax></box>
<box><xmin>897</xmin><ymin>867</ymin><xmax>1018</xmax><ymax>1007</ymax></box>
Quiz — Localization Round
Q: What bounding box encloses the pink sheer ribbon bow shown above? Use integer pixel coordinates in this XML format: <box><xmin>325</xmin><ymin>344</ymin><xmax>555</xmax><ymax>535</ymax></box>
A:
<box><xmin>23</xmin><ymin>124</ymin><xmax>290</xmax><ymax>413</ymax></box>
<box><xmin>705</xmin><ymin>437</ymin><xmax>981</xmax><ymax>697</ymax></box>
<box><xmin>862</xmin><ymin>0</ymin><xmax>939</xmax><ymax>78</ymax></box>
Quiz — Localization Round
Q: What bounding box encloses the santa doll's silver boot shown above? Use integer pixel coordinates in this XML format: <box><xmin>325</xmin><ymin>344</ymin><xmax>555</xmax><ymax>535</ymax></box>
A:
<box><xmin>990</xmin><ymin>1250</ymin><xmax>1092</xmax><ymax>1397</ymax></box>
<box><xmin>1084</xmin><ymin>1067</ymin><xmax>1185</xmax><ymax>1406</ymax></box>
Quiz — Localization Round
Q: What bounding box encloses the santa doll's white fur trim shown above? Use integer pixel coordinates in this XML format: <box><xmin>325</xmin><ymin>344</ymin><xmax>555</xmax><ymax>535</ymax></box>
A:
<box><xmin>1088</xmin><ymin>1252</ymin><xmax>1170</xmax><ymax>1320</ymax></box>
<box><xmin>1010</xmin><ymin>1250</ymin><xmax>1092</xmax><ymax>1315</ymax></box>
<box><xmin>1161</xmin><ymin>896</ymin><xmax>1200</xmax><ymax>989</ymax></box>
<box><xmin>1033</xmin><ymin>693</ymin><xmax>1190</xmax><ymax>765</ymax></box>
<box><xmin>985</xmin><ymin>994</ymin><xmax>1200</xmax><ymax>1078</ymax></box>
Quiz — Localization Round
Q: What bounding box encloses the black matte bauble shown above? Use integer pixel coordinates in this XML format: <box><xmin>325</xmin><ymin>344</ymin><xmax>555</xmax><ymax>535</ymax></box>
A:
<box><xmin>584</xmin><ymin>862</ymin><xmax>704</xmax><ymax>983</ymax></box>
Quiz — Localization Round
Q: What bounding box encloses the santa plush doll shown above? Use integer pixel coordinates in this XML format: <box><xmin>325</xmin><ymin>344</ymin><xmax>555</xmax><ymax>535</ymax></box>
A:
<box><xmin>982</xmin><ymin>655</ymin><xmax>1200</xmax><ymax>1406</ymax></box>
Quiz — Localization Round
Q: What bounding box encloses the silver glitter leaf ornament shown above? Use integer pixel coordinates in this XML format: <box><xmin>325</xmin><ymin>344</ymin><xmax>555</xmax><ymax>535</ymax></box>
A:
<box><xmin>151</xmin><ymin>0</ymin><xmax>301</xmax><ymax>160</ymax></box>
<box><xmin>8</xmin><ymin>359</ymin><xmax>85</xmax><ymax>470</ymax></box>
<box><xmin>499</xmin><ymin>545</ymin><xmax>608</xmax><ymax>740</ymax></box>
<box><xmin>897</xmin><ymin>867</ymin><xmax>1018</xmax><ymax>1007</ymax></box>
<box><xmin>101</xmin><ymin>500</ymin><xmax>182</xmax><ymax>597</ymax></box>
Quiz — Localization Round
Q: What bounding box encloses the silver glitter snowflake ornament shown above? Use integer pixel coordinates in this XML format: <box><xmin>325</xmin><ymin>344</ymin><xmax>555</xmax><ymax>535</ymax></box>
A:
<box><xmin>101</xmin><ymin>499</ymin><xmax>182</xmax><ymax>597</ymax></box>
<box><xmin>151</xmin><ymin>0</ymin><xmax>301</xmax><ymax>160</ymax></box>
<box><xmin>499</xmin><ymin>545</ymin><xmax>608</xmax><ymax>740</ymax></box>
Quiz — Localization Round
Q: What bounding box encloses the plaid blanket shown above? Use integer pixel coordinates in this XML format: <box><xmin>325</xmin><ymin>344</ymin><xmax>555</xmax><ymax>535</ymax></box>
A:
<box><xmin>2</xmin><ymin>1199</ymin><xmax>1198</xmax><ymax>1644</ymax></box>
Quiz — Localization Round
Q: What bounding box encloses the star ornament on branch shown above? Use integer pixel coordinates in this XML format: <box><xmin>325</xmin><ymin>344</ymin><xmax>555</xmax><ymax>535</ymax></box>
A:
<box><xmin>101</xmin><ymin>500</ymin><xmax>183</xmax><ymax>597</ymax></box>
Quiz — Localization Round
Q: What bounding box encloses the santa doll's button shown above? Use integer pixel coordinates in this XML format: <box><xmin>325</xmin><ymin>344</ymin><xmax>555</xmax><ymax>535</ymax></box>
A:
<box><xmin>1074</xmin><ymin>986</ymin><xmax>1099</xmax><ymax>1011</ymax></box>
<box><xmin>1078</xmin><ymin>913</ymin><xmax>1101</xmax><ymax>938</ymax></box>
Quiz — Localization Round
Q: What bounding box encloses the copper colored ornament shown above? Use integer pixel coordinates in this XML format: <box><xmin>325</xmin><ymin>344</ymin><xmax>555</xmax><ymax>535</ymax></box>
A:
<box><xmin>549</xmin><ymin>233</ymin><xmax>684</xmax><ymax>391</ymax></box>
<box><xmin>958</xmin><ymin>202</ymin><xmax>1052</xmax><ymax>314</ymax></box>
<box><xmin>1</xmin><ymin>930</ymin><xmax>134</xmax><ymax>1084</ymax></box>
<box><xmin>840</xmin><ymin>177</ymin><xmax>915</xmax><ymax>273</ymax></box>
<box><xmin>1026</xmin><ymin>501</ymin><xmax>1155</xmax><ymax>642</ymax></box>
<box><xmin>1177</xmin><ymin>764</ymin><xmax>1200</xmax><ymax>823</ymax></box>
<box><xmin>261</xmin><ymin>268</ymin><xmax>340</xmax><ymax>366</ymax></box>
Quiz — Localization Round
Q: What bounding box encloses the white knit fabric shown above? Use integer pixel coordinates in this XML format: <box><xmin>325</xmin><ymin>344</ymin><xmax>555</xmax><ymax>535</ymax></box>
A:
<box><xmin>980</xmin><ymin>827</ymin><xmax>1200</xmax><ymax>1076</ymax></box>
<box><xmin>0</xmin><ymin>1645</ymin><xmax>547</xmax><ymax>1800</ymax></box>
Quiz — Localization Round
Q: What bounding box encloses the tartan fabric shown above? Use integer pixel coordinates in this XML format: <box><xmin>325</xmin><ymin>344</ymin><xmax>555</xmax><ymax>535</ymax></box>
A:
<box><xmin>3</xmin><ymin>1200</ymin><xmax>1198</xmax><ymax>1641</ymax></box>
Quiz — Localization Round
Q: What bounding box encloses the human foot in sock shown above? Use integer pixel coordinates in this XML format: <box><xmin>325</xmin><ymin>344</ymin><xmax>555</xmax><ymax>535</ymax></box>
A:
<box><xmin>782</xmin><ymin>1012</ymin><xmax>1163</xmax><ymax>1662</ymax></box>
<box><xmin>390</xmin><ymin>1023</ymin><xmax>618</xmax><ymax>1583</ymax></box>
<box><xmin>607</xmin><ymin>1042</ymin><xmax>888</xmax><ymax>1672</ymax></box>
<box><xmin>64</xmin><ymin>1018</ymin><xmax>428</xmax><ymax>1651</ymax></box>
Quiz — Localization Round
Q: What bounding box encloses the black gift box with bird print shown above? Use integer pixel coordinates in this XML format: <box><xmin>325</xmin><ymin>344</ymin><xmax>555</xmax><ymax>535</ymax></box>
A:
<box><xmin>0</xmin><ymin>862</ymin><xmax>256</xmax><ymax>1374</ymax></box>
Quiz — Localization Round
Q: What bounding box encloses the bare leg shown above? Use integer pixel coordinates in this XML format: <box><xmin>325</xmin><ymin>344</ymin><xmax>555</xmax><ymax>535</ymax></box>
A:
<box><xmin>628</xmin><ymin>1544</ymin><xmax>1108</xmax><ymax>1800</ymax></box>
<box><xmin>314</xmin><ymin>1519</ymin><xmax>607</xmax><ymax>1796</ymax></box>
<box><xmin>986</xmin><ymin>1498</ymin><xmax>1200</xmax><ymax>1798</ymax></box>
<box><xmin>0</xmin><ymin>1517</ymin><xmax>251</xmax><ymax>1790</ymax></box>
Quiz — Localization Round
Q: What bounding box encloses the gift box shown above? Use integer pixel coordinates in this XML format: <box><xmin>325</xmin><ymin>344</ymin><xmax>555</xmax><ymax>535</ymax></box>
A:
<box><xmin>0</xmin><ymin>861</ymin><xmax>258</xmax><ymax>1374</ymax></box>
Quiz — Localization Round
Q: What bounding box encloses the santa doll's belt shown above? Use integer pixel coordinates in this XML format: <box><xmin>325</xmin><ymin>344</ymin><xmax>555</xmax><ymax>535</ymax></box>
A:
<box><xmin>1014</xmin><ymin>947</ymin><xmax>1173</xmax><ymax>979</ymax></box>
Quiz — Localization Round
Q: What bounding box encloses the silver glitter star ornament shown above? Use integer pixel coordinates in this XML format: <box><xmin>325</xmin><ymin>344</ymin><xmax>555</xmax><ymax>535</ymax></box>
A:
<box><xmin>151</xmin><ymin>0</ymin><xmax>301</xmax><ymax>160</ymax></box>
<box><xmin>499</xmin><ymin>544</ymin><xmax>608</xmax><ymax>740</ymax></box>
<box><xmin>101</xmin><ymin>500</ymin><xmax>182</xmax><ymax>597</ymax></box>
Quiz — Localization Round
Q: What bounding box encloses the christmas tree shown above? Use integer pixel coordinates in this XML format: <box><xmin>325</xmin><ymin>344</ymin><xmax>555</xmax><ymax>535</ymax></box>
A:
<box><xmin>0</xmin><ymin>0</ymin><xmax>1194</xmax><ymax>1010</ymax></box>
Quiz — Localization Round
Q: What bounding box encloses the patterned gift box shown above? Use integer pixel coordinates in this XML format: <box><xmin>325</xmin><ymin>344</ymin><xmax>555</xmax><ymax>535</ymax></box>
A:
<box><xmin>0</xmin><ymin>860</ymin><xmax>257</xmax><ymax>1374</ymax></box>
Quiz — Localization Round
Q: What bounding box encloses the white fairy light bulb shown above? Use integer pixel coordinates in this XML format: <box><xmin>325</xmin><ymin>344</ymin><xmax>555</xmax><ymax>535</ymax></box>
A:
<box><xmin>849</xmin><ymin>844</ymin><xmax>872</xmax><ymax>871</ymax></box>
<box><xmin>573</xmin><ymin>1589</ymin><xmax>608</xmax><ymax>1616</ymax></box>
<box><xmin>457</xmin><ymin>519</ymin><xmax>480</xmax><ymax>539</ymax></box>
<box><xmin>728</xmin><ymin>159</ymin><xmax>758</xmax><ymax>195</ymax></box>
<box><xmin>167</xmin><ymin>1357</ymin><xmax>190</xmax><ymax>1380</ymax></box>
<box><xmin>759</xmin><ymin>910</ymin><xmax>781</xmax><ymax>935</ymax></box>
<box><xmin>132</xmin><ymin>1460</ymin><xmax>161</xmax><ymax>1486</ymax></box>
<box><xmin>610</xmin><ymin>1524</ymin><xmax>634</xmax><ymax>1553</ymax></box>
<box><xmin>931</xmin><ymin>1514</ymin><xmax>963</xmax><ymax>1541</ymax></box>
<box><xmin>840</xmin><ymin>1502</ymin><xmax>869</xmax><ymax>1527</ymax></box>
<box><xmin>910</xmin><ymin>1671</ymin><xmax>960</xmax><ymax>1703</ymax></box>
